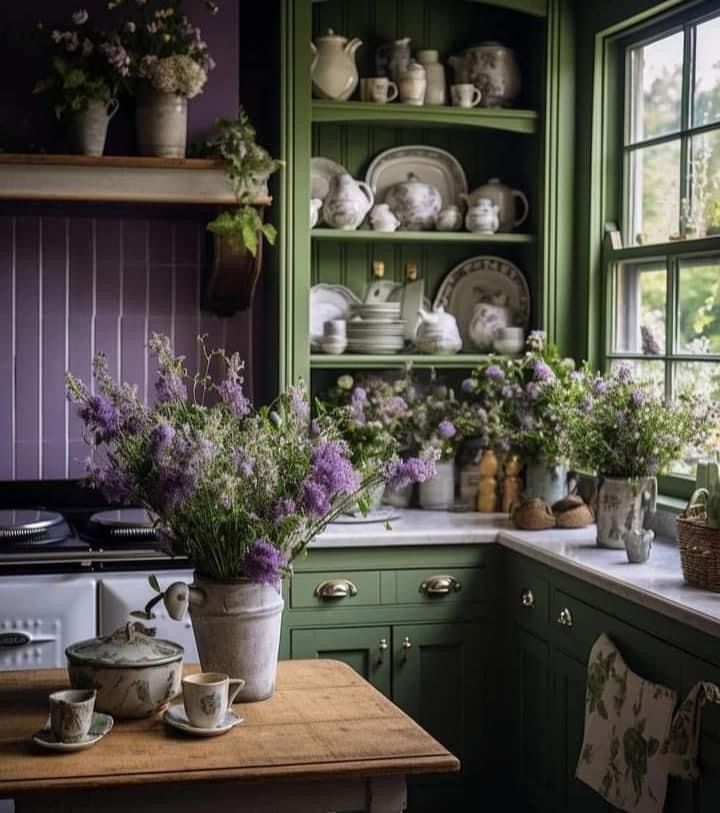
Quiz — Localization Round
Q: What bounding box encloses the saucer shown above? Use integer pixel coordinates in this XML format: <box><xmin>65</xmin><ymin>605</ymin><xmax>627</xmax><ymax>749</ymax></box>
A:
<box><xmin>32</xmin><ymin>712</ymin><xmax>114</xmax><ymax>752</ymax></box>
<box><xmin>163</xmin><ymin>704</ymin><xmax>243</xmax><ymax>737</ymax></box>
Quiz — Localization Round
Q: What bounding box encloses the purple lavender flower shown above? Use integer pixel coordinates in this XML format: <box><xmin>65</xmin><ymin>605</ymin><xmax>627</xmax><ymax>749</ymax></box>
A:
<box><xmin>218</xmin><ymin>375</ymin><xmax>251</xmax><ymax>418</ymax></box>
<box><xmin>100</xmin><ymin>43</ymin><xmax>130</xmax><ymax>76</ymax></box>
<box><xmin>379</xmin><ymin>396</ymin><xmax>409</xmax><ymax>418</ymax></box>
<box><xmin>233</xmin><ymin>449</ymin><xmax>255</xmax><ymax>477</ymax></box>
<box><xmin>385</xmin><ymin>456</ymin><xmax>435</xmax><ymax>490</ymax></box>
<box><xmin>155</xmin><ymin>369</ymin><xmax>187</xmax><ymax>403</ymax></box>
<box><xmin>243</xmin><ymin>538</ymin><xmax>286</xmax><ymax>586</ymax></box>
<box><xmin>526</xmin><ymin>381</ymin><xmax>542</xmax><ymax>400</ymax></box>
<box><xmin>158</xmin><ymin>466</ymin><xmax>196</xmax><ymax>509</ymax></box>
<box><xmin>438</xmin><ymin>420</ymin><xmax>456</xmax><ymax>439</ymax></box>
<box><xmin>298</xmin><ymin>441</ymin><xmax>359</xmax><ymax>517</ymax></box>
<box><xmin>581</xmin><ymin>395</ymin><xmax>594</xmax><ymax>413</ymax></box>
<box><xmin>631</xmin><ymin>388</ymin><xmax>647</xmax><ymax>407</ymax></box>
<box><xmin>150</xmin><ymin>421</ymin><xmax>175</xmax><ymax>456</ymax></box>
<box><xmin>272</xmin><ymin>498</ymin><xmax>296</xmax><ymax>523</ymax></box>
<box><xmin>289</xmin><ymin>386</ymin><xmax>310</xmax><ymax>421</ymax></box>
<box><xmin>486</xmin><ymin>365</ymin><xmax>505</xmax><ymax>381</ymax></box>
<box><xmin>78</xmin><ymin>393</ymin><xmax>121</xmax><ymax>442</ymax></box>
<box><xmin>592</xmin><ymin>377</ymin><xmax>610</xmax><ymax>396</ymax></box>
<box><xmin>349</xmin><ymin>402</ymin><xmax>366</xmax><ymax>425</ymax></box>
<box><xmin>310</xmin><ymin>418</ymin><xmax>321</xmax><ymax>436</ymax></box>
<box><xmin>461</xmin><ymin>378</ymin><xmax>475</xmax><ymax>394</ymax></box>
<box><xmin>532</xmin><ymin>359</ymin><xmax>555</xmax><ymax>382</ymax></box>
<box><xmin>614</xmin><ymin>364</ymin><xmax>633</xmax><ymax>384</ymax></box>
<box><xmin>297</xmin><ymin>478</ymin><xmax>331</xmax><ymax>517</ymax></box>
<box><xmin>501</xmin><ymin>385</ymin><xmax>514</xmax><ymax>400</ymax></box>
<box><xmin>351</xmin><ymin>387</ymin><xmax>367</xmax><ymax>403</ymax></box>
<box><xmin>87</xmin><ymin>461</ymin><xmax>131</xmax><ymax>503</ymax></box>
<box><xmin>520</xmin><ymin>414</ymin><xmax>535</xmax><ymax>430</ymax></box>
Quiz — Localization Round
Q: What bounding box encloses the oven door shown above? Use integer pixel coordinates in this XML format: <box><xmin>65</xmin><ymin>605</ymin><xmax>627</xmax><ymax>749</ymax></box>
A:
<box><xmin>0</xmin><ymin>575</ymin><xmax>96</xmax><ymax>672</ymax></box>
<box><xmin>98</xmin><ymin>571</ymin><xmax>198</xmax><ymax>662</ymax></box>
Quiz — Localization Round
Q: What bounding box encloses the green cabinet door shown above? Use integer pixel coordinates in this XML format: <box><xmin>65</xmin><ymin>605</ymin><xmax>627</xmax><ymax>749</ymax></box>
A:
<box><xmin>290</xmin><ymin>625</ymin><xmax>391</xmax><ymax>696</ymax></box>
<box><xmin>552</xmin><ymin>648</ymin><xmax>613</xmax><ymax>813</ymax></box>
<box><xmin>509</xmin><ymin>624</ymin><xmax>553</xmax><ymax>812</ymax></box>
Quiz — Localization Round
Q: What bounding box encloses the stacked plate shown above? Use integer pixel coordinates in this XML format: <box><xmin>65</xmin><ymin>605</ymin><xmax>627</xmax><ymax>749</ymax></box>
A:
<box><xmin>347</xmin><ymin>303</ymin><xmax>405</xmax><ymax>354</ymax></box>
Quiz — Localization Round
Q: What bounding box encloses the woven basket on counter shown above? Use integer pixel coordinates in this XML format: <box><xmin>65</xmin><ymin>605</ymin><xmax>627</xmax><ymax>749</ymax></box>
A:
<box><xmin>677</xmin><ymin>488</ymin><xmax>720</xmax><ymax>592</ymax></box>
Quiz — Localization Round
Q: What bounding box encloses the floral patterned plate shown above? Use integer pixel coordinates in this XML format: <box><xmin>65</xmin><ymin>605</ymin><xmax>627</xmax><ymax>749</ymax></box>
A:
<box><xmin>433</xmin><ymin>255</ymin><xmax>530</xmax><ymax>350</ymax></box>
<box><xmin>164</xmin><ymin>705</ymin><xmax>243</xmax><ymax>737</ymax></box>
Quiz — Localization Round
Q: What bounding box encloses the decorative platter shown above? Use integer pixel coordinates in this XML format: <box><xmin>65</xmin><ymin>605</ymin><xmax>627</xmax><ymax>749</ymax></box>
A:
<box><xmin>310</xmin><ymin>156</ymin><xmax>349</xmax><ymax>202</ymax></box>
<box><xmin>432</xmin><ymin>256</ymin><xmax>531</xmax><ymax>349</ymax></box>
<box><xmin>309</xmin><ymin>283</ymin><xmax>361</xmax><ymax>348</ymax></box>
<box><xmin>365</xmin><ymin>146</ymin><xmax>468</xmax><ymax>210</ymax></box>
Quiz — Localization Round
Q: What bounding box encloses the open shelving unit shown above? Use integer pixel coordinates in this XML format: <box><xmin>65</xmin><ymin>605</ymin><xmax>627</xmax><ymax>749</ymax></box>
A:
<box><xmin>279</xmin><ymin>0</ymin><xmax>574</xmax><ymax>396</ymax></box>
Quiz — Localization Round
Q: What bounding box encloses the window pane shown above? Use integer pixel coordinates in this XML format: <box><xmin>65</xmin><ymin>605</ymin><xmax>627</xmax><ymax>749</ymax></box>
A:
<box><xmin>628</xmin><ymin>31</ymin><xmax>683</xmax><ymax>143</ymax></box>
<box><xmin>628</xmin><ymin>139</ymin><xmax>681</xmax><ymax>244</ymax></box>
<box><xmin>610</xmin><ymin>359</ymin><xmax>665</xmax><ymax>392</ymax></box>
<box><xmin>690</xmin><ymin>129</ymin><xmax>720</xmax><ymax>238</ymax></box>
<box><xmin>693</xmin><ymin>14</ymin><xmax>720</xmax><ymax>128</ymax></box>
<box><xmin>678</xmin><ymin>257</ymin><xmax>720</xmax><ymax>354</ymax></box>
<box><xmin>674</xmin><ymin>361</ymin><xmax>720</xmax><ymax>400</ymax></box>
<box><xmin>613</xmin><ymin>262</ymin><xmax>666</xmax><ymax>354</ymax></box>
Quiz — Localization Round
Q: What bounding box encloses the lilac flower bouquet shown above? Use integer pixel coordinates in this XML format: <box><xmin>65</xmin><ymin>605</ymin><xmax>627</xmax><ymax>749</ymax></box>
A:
<box><xmin>112</xmin><ymin>0</ymin><xmax>217</xmax><ymax>97</ymax></box>
<box><xmin>34</xmin><ymin>9</ymin><xmax>131</xmax><ymax>118</ymax></box>
<box><xmin>66</xmin><ymin>334</ymin><xmax>386</xmax><ymax>584</ymax></box>
<box><xmin>564</xmin><ymin>364</ymin><xmax>708</xmax><ymax>479</ymax></box>
<box><xmin>464</xmin><ymin>332</ymin><xmax>577</xmax><ymax>467</ymax></box>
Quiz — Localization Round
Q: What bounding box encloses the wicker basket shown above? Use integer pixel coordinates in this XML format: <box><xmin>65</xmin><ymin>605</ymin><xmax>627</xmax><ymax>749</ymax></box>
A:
<box><xmin>677</xmin><ymin>488</ymin><xmax>720</xmax><ymax>592</ymax></box>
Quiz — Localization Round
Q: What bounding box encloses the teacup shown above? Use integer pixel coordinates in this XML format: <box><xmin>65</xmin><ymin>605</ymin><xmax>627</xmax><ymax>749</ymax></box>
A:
<box><xmin>360</xmin><ymin>77</ymin><xmax>399</xmax><ymax>104</ymax></box>
<box><xmin>182</xmin><ymin>672</ymin><xmax>245</xmax><ymax>729</ymax></box>
<box><xmin>497</xmin><ymin>326</ymin><xmax>525</xmax><ymax>342</ymax></box>
<box><xmin>450</xmin><ymin>83</ymin><xmax>482</xmax><ymax>108</ymax></box>
<box><xmin>49</xmin><ymin>689</ymin><xmax>96</xmax><ymax>743</ymax></box>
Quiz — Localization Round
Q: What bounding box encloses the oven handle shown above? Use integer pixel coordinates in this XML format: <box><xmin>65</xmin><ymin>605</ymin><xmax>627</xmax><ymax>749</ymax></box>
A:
<box><xmin>0</xmin><ymin>631</ymin><xmax>57</xmax><ymax>648</ymax></box>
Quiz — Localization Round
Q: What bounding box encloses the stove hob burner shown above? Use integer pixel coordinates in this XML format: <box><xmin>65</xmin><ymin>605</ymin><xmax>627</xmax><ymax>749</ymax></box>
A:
<box><xmin>85</xmin><ymin>508</ymin><xmax>159</xmax><ymax>546</ymax></box>
<box><xmin>0</xmin><ymin>510</ymin><xmax>70</xmax><ymax>546</ymax></box>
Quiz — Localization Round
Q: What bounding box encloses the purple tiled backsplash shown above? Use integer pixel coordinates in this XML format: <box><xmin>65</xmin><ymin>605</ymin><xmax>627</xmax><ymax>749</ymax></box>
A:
<box><xmin>0</xmin><ymin>214</ymin><xmax>254</xmax><ymax>481</ymax></box>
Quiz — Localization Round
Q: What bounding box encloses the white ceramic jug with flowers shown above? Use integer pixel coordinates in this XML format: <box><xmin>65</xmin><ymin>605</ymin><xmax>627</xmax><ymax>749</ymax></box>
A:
<box><xmin>322</xmin><ymin>173</ymin><xmax>374</xmax><ymax>230</ymax></box>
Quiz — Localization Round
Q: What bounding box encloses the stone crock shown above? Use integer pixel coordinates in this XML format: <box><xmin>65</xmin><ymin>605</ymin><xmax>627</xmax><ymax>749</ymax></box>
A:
<box><xmin>66</xmin><ymin>621</ymin><xmax>183</xmax><ymax>719</ymax></box>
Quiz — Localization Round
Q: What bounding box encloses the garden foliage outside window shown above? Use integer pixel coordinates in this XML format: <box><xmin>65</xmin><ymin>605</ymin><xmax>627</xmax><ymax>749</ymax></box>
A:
<box><xmin>605</xmin><ymin>2</ymin><xmax>720</xmax><ymax>485</ymax></box>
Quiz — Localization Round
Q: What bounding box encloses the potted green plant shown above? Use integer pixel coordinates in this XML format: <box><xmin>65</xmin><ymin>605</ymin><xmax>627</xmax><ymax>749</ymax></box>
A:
<box><xmin>565</xmin><ymin>365</ymin><xmax>707</xmax><ymax>549</ymax></box>
<box><xmin>66</xmin><ymin>334</ymin><xmax>427</xmax><ymax>701</ymax></box>
<box><xmin>464</xmin><ymin>331</ymin><xmax>578</xmax><ymax>504</ymax></box>
<box><xmin>114</xmin><ymin>0</ymin><xmax>217</xmax><ymax>157</ymax></box>
<box><xmin>34</xmin><ymin>9</ymin><xmax>128</xmax><ymax>155</ymax></box>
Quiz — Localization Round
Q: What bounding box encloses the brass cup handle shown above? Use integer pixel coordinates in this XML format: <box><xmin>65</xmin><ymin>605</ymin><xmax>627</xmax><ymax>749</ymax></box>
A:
<box><xmin>314</xmin><ymin>579</ymin><xmax>358</xmax><ymax>600</ymax></box>
<box><xmin>557</xmin><ymin>607</ymin><xmax>574</xmax><ymax>628</ymax></box>
<box><xmin>521</xmin><ymin>588</ymin><xmax>535</xmax><ymax>608</ymax></box>
<box><xmin>419</xmin><ymin>575</ymin><xmax>462</xmax><ymax>596</ymax></box>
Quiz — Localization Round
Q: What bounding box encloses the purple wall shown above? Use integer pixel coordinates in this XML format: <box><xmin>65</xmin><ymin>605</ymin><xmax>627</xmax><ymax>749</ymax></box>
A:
<box><xmin>0</xmin><ymin>1</ymin><xmax>280</xmax><ymax>482</ymax></box>
<box><xmin>0</xmin><ymin>213</ymin><xmax>254</xmax><ymax>480</ymax></box>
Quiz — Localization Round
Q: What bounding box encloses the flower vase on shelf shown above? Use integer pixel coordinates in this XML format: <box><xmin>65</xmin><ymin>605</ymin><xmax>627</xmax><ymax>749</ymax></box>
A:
<box><xmin>524</xmin><ymin>460</ymin><xmax>577</xmax><ymax>506</ymax></box>
<box><xmin>68</xmin><ymin>99</ymin><xmax>118</xmax><ymax>157</ymax></box>
<box><xmin>135</xmin><ymin>86</ymin><xmax>188</xmax><ymax>158</ymax></box>
<box><xmin>418</xmin><ymin>460</ymin><xmax>455</xmax><ymax>509</ymax></box>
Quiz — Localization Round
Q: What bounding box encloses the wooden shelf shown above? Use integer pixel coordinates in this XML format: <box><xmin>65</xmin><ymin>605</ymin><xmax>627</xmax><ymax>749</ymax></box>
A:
<box><xmin>311</xmin><ymin>100</ymin><xmax>539</xmax><ymax>135</ymax></box>
<box><xmin>313</xmin><ymin>0</ymin><xmax>547</xmax><ymax>15</ymax></box>
<box><xmin>311</xmin><ymin>229</ymin><xmax>535</xmax><ymax>245</ymax></box>
<box><xmin>0</xmin><ymin>154</ymin><xmax>272</xmax><ymax>206</ymax></box>
<box><xmin>311</xmin><ymin>353</ymin><xmax>490</xmax><ymax>369</ymax></box>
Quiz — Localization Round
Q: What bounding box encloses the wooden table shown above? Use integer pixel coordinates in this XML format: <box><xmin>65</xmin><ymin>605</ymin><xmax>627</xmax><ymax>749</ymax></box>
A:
<box><xmin>0</xmin><ymin>660</ymin><xmax>458</xmax><ymax>812</ymax></box>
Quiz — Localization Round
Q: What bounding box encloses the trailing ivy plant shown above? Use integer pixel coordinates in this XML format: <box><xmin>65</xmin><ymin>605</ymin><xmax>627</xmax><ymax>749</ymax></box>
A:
<box><xmin>201</xmin><ymin>110</ymin><xmax>282</xmax><ymax>257</ymax></box>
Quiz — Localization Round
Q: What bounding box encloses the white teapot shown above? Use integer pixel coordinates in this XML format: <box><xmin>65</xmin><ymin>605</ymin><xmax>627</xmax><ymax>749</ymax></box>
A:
<box><xmin>468</xmin><ymin>293</ymin><xmax>511</xmax><ymax>351</ymax></box>
<box><xmin>311</xmin><ymin>29</ymin><xmax>362</xmax><ymax>101</ymax></box>
<box><xmin>322</xmin><ymin>173</ymin><xmax>374</xmax><ymax>230</ymax></box>
<box><xmin>384</xmin><ymin>172</ymin><xmax>442</xmax><ymax>231</ymax></box>
<box><xmin>415</xmin><ymin>306</ymin><xmax>462</xmax><ymax>354</ymax></box>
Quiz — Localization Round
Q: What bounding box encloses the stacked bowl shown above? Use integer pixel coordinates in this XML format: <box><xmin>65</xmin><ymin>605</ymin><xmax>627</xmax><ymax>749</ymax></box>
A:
<box><xmin>347</xmin><ymin>302</ymin><xmax>405</xmax><ymax>354</ymax></box>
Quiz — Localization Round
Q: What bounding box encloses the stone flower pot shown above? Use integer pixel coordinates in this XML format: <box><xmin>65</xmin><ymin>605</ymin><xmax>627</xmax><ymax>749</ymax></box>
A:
<box><xmin>68</xmin><ymin>98</ymin><xmax>118</xmax><ymax>157</ymax></box>
<box><xmin>136</xmin><ymin>86</ymin><xmax>188</xmax><ymax>158</ymax></box>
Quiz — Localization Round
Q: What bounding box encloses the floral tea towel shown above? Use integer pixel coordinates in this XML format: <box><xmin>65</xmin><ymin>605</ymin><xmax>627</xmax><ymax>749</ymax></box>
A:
<box><xmin>575</xmin><ymin>633</ymin><xmax>677</xmax><ymax>813</ymax></box>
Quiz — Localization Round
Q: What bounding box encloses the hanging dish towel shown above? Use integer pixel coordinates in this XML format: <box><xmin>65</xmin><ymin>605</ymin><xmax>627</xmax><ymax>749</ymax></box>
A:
<box><xmin>575</xmin><ymin>634</ymin><xmax>720</xmax><ymax>812</ymax></box>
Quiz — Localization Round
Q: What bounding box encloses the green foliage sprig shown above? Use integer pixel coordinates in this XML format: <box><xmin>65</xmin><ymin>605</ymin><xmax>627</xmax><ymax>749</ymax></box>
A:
<box><xmin>207</xmin><ymin>208</ymin><xmax>276</xmax><ymax>258</ymax></box>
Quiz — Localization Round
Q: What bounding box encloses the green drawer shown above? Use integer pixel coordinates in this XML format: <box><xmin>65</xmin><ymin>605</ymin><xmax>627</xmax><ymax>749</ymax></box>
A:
<box><xmin>508</xmin><ymin>561</ymin><xmax>550</xmax><ymax>635</ymax></box>
<box><xmin>290</xmin><ymin>570</ymin><xmax>381</xmax><ymax>609</ymax></box>
<box><xmin>396</xmin><ymin>567</ymin><xmax>487</xmax><ymax>605</ymax></box>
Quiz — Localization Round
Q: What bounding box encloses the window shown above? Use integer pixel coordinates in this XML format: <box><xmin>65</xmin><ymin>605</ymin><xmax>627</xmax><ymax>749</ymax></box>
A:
<box><xmin>605</xmin><ymin>2</ymin><xmax>720</xmax><ymax>490</ymax></box>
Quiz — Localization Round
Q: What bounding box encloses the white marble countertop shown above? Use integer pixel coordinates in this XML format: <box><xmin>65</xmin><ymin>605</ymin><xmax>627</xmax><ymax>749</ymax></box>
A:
<box><xmin>314</xmin><ymin>509</ymin><xmax>720</xmax><ymax>639</ymax></box>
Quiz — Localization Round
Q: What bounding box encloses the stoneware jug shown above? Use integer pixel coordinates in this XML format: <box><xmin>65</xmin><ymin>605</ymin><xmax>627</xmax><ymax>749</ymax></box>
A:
<box><xmin>322</xmin><ymin>172</ymin><xmax>374</xmax><ymax>230</ymax></box>
<box><xmin>466</xmin><ymin>178</ymin><xmax>529</xmax><ymax>232</ymax></box>
<box><xmin>415</xmin><ymin>306</ymin><xmax>463</xmax><ymax>354</ymax></box>
<box><xmin>384</xmin><ymin>172</ymin><xmax>442</xmax><ymax>231</ymax></box>
<box><xmin>416</xmin><ymin>49</ymin><xmax>447</xmax><ymax>105</ymax></box>
<box><xmin>398</xmin><ymin>60</ymin><xmax>427</xmax><ymax>106</ymax></box>
<box><xmin>464</xmin><ymin>197</ymin><xmax>500</xmax><ymax>233</ymax></box>
<box><xmin>311</xmin><ymin>29</ymin><xmax>362</xmax><ymax>101</ymax></box>
<box><xmin>451</xmin><ymin>42</ymin><xmax>521</xmax><ymax>107</ymax></box>
<box><xmin>375</xmin><ymin>37</ymin><xmax>412</xmax><ymax>83</ymax></box>
<box><xmin>468</xmin><ymin>295</ymin><xmax>511</xmax><ymax>351</ymax></box>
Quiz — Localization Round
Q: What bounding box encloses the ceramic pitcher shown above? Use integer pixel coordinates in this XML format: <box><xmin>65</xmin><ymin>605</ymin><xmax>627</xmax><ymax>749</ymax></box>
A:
<box><xmin>375</xmin><ymin>37</ymin><xmax>412</xmax><ymax>83</ymax></box>
<box><xmin>596</xmin><ymin>476</ymin><xmax>657</xmax><ymax>549</ymax></box>
<box><xmin>468</xmin><ymin>295</ymin><xmax>511</xmax><ymax>351</ymax></box>
<box><xmin>322</xmin><ymin>173</ymin><xmax>374</xmax><ymax>230</ymax></box>
<box><xmin>467</xmin><ymin>178</ymin><xmax>529</xmax><ymax>232</ymax></box>
<box><xmin>524</xmin><ymin>461</ymin><xmax>577</xmax><ymax>505</ymax></box>
<box><xmin>311</xmin><ymin>29</ymin><xmax>362</xmax><ymax>101</ymax></box>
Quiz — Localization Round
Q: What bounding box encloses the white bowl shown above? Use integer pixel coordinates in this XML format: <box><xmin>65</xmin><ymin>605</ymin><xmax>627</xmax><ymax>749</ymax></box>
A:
<box><xmin>319</xmin><ymin>337</ymin><xmax>348</xmax><ymax>354</ymax></box>
<box><xmin>497</xmin><ymin>326</ymin><xmax>525</xmax><ymax>341</ymax></box>
<box><xmin>493</xmin><ymin>338</ymin><xmax>524</xmax><ymax>355</ymax></box>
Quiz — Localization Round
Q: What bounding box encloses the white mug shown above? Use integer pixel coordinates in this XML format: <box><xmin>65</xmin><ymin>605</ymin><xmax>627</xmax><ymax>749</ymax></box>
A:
<box><xmin>182</xmin><ymin>672</ymin><xmax>244</xmax><ymax>729</ymax></box>
<box><xmin>360</xmin><ymin>77</ymin><xmax>399</xmax><ymax>103</ymax></box>
<box><xmin>450</xmin><ymin>83</ymin><xmax>482</xmax><ymax>108</ymax></box>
